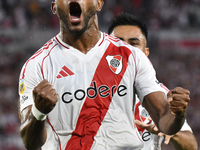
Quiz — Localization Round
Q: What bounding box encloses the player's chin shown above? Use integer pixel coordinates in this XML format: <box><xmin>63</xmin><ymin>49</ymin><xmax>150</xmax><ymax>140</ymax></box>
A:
<box><xmin>68</xmin><ymin>24</ymin><xmax>87</xmax><ymax>35</ymax></box>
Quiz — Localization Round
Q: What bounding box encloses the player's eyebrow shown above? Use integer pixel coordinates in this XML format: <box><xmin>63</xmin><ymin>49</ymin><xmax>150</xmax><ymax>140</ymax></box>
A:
<box><xmin>116</xmin><ymin>37</ymin><xmax>124</xmax><ymax>41</ymax></box>
<box><xmin>128</xmin><ymin>38</ymin><xmax>140</xmax><ymax>41</ymax></box>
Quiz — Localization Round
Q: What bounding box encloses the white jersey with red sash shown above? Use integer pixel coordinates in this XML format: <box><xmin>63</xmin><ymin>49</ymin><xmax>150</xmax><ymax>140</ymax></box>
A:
<box><xmin>134</xmin><ymin>84</ymin><xmax>192</xmax><ymax>150</ymax></box>
<box><xmin>19</xmin><ymin>32</ymin><xmax>164</xmax><ymax>150</ymax></box>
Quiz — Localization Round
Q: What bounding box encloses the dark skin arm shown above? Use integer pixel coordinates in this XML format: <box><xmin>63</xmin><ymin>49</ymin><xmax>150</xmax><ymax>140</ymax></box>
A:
<box><xmin>135</xmin><ymin>120</ymin><xmax>198</xmax><ymax>150</ymax></box>
<box><xmin>135</xmin><ymin>117</ymin><xmax>198</xmax><ymax>150</ymax></box>
<box><xmin>19</xmin><ymin>80</ymin><xmax>58</xmax><ymax>150</ymax></box>
<box><xmin>142</xmin><ymin>87</ymin><xmax>190</xmax><ymax>135</ymax></box>
<box><xmin>169</xmin><ymin>131</ymin><xmax>198</xmax><ymax>150</ymax></box>
<box><xmin>135</xmin><ymin>87</ymin><xmax>197</xmax><ymax>150</ymax></box>
<box><xmin>20</xmin><ymin>106</ymin><xmax>47</xmax><ymax>150</ymax></box>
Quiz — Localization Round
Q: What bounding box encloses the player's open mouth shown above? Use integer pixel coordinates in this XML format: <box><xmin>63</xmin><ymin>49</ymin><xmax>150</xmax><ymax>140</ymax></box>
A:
<box><xmin>69</xmin><ymin>2</ymin><xmax>82</xmax><ymax>23</ymax></box>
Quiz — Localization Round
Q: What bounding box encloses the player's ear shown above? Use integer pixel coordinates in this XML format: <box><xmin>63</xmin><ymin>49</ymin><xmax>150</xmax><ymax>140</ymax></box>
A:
<box><xmin>51</xmin><ymin>2</ymin><xmax>57</xmax><ymax>15</ymax></box>
<box><xmin>144</xmin><ymin>47</ymin><xmax>150</xmax><ymax>57</ymax></box>
<box><xmin>96</xmin><ymin>0</ymin><xmax>104</xmax><ymax>12</ymax></box>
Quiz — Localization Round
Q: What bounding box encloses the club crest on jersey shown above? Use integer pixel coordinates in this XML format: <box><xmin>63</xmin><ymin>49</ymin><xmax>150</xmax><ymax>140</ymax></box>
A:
<box><xmin>19</xmin><ymin>79</ymin><xmax>25</xmax><ymax>94</ymax></box>
<box><xmin>106</xmin><ymin>55</ymin><xmax>123</xmax><ymax>75</ymax></box>
<box><xmin>138</xmin><ymin>105</ymin><xmax>150</xmax><ymax>124</ymax></box>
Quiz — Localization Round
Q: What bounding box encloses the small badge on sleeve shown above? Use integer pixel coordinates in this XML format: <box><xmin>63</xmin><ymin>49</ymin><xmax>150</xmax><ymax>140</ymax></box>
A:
<box><xmin>19</xmin><ymin>79</ymin><xmax>25</xmax><ymax>94</ymax></box>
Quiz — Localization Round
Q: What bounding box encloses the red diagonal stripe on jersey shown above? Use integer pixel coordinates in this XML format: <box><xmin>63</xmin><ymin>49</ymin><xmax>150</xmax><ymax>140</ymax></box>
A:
<box><xmin>65</xmin><ymin>43</ymin><xmax>132</xmax><ymax>150</ymax></box>
<box><xmin>62</xmin><ymin>66</ymin><xmax>74</xmax><ymax>76</ymax></box>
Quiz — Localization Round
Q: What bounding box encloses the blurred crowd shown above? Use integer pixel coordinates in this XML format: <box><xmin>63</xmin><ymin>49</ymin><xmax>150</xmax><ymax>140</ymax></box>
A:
<box><xmin>0</xmin><ymin>0</ymin><xmax>200</xmax><ymax>149</ymax></box>
<box><xmin>1</xmin><ymin>0</ymin><xmax>200</xmax><ymax>31</ymax></box>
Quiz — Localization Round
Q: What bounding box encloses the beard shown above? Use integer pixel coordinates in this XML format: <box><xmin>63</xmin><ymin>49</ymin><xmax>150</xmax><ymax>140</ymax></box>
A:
<box><xmin>57</xmin><ymin>6</ymin><xmax>96</xmax><ymax>37</ymax></box>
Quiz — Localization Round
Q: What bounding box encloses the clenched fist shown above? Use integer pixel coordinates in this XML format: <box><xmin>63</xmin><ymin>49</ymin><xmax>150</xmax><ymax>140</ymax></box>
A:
<box><xmin>33</xmin><ymin>79</ymin><xmax>59</xmax><ymax>114</ymax></box>
<box><xmin>167</xmin><ymin>87</ymin><xmax>190</xmax><ymax>117</ymax></box>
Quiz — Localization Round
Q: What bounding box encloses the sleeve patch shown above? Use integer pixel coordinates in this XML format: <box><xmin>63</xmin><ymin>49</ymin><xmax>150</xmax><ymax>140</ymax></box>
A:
<box><xmin>19</xmin><ymin>79</ymin><xmax>25</xmax><ymax>94</ymax></box>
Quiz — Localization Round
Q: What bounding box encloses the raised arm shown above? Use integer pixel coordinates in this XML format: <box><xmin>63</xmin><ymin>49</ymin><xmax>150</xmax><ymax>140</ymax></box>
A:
<box><xmin>142</xmin><ymin>87</ymin><xmax>190</xmax><ymax>135</ymax></box>
<box><xmin>19</xmin><ymin>79</ymin><xmax>58</xmax><ymax>150</ymax></box>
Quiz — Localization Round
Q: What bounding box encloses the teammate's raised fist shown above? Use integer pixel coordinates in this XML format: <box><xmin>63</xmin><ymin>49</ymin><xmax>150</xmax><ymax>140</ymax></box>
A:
<box><xmin>167</xmin><ymin>87</ymin><xmax>190</xmax><ymax>117</ymax></box>
<box><xmin>33</xmin><ymin>79</ymin><xmax>59</xmax><ymax>114</ymax></box>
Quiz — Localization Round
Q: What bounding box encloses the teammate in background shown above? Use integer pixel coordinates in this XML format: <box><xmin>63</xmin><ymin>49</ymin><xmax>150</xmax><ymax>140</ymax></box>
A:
<box><xmin>108</xmin><ymin>12</ymin><xmax>198</xmax><ymax>150</ymax></box>
<box><xmin>18</xmin><ymin>0</ymin><xmax>191</xmax><ymax>150</ymax></box>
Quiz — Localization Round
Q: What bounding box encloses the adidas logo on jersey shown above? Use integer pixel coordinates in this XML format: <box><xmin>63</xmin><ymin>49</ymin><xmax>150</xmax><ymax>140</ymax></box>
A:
<box><xmin>57</xmin><ymin>66</ymin><xmax>74</xmax><ymax>79</ymax></box>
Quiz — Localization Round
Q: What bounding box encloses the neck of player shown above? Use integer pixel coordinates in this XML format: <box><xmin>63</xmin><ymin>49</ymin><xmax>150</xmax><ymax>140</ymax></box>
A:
<box><xmin>59</xmin><ymin>20</ymin><xmax>101</xmax><ymax>54</ymax></box>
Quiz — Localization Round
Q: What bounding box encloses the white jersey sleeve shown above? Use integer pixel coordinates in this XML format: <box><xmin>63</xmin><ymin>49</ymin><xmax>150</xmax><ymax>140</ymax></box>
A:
<box><xmin>133</xmin><ymin>49</ymin><xmax>163</xmax><ymax>104</ymax></box>
<box><xmin>19</xmin><ymin>60</ymin><xmax>42</xmax><ymax>111</ymax></box>
<box><xmin>18</xmin><ymin>39</ymin><xmax>55</xmax><ymax>112</ymax></box>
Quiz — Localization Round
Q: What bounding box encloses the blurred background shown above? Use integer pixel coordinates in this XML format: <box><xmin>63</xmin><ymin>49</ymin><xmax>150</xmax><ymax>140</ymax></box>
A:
<box><xmin>0</xmin><ymin>0</ymin><xmax>199</xmax><ymax>149</ymax></box>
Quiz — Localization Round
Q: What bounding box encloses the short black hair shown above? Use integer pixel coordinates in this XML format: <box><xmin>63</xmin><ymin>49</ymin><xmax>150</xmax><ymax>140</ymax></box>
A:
<box><xmin>108</xmin><ymin>12</ymin><xmax>148</xmax><ymax>40</ymax></box>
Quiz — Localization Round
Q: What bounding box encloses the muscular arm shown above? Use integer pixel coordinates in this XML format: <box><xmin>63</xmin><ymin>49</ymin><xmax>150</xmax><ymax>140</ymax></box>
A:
<box><xmin>19</xmin><ymin>105</ymin><xmax>47</xmax><ymax>150</ymax></box>
<box><xmin>142</xmin><ymin>87</ymin><xmax>190</xmax><ymax>135</ymax></box>
<box><xmin>18</xmin><ymin>79</ymin><xmax>58</xmax><ymax>150</ymax></box>
<box><xmin>170</xmin><ymin>131</ymin><xmax>198</xmax><ymax>150</ymax></box>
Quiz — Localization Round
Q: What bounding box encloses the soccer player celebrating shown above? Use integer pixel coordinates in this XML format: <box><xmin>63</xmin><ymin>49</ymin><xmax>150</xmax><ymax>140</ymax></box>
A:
<box><xmin>108</xmin><ymin>12</ymin><xmax>198</xmax><ymax>150</ymax></box>
<box><xmin>18</xmin><ymin>1</ymin><xmax>191</xmax><ymax>150</ymax></box>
